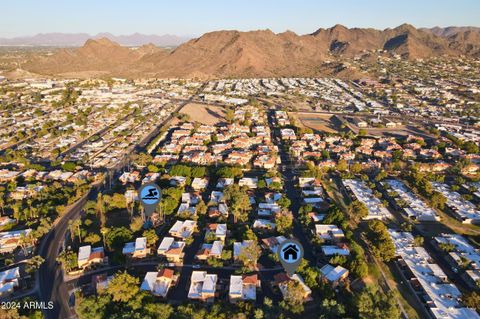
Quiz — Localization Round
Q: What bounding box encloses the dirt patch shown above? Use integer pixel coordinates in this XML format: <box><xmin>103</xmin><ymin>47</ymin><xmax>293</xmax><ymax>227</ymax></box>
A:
<box><xmin>180</xmin><ymin>103</ymin><xmax>226</xmax><ymax>125</ymax></box>
<box><xmin>290</xmin><ymin>112</ymin><xmax>339</xmax><ymax>133</ymax></box>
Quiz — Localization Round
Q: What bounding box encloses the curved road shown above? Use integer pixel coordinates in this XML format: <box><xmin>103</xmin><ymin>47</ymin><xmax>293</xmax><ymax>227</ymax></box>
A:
<box><xmin>36</xmin><ymin>87</ymin><xmax>206</xmax><ymax>319</ymax></box>
<box><xmin>37</xmin><ymin>190</ymin><xmax>93</xmax><ymax>319</ymax></box>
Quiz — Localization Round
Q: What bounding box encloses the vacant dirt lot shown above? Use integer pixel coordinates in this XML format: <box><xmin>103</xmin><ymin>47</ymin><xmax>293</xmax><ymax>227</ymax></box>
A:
<box><xmin>291</xmin><ymin>112</ymin><xmax>339</xmax><ymax>133</ymax></box>
<box><xmin>180</xmin><ymin>103</ymin><xmax>226</xmax><ymax>125</ymax></box>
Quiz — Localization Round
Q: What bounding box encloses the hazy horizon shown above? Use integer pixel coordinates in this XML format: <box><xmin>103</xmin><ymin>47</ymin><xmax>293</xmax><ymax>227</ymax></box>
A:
<box><xmin>2</xmin><ymin>0</ymin><xmax>480</xmax><ymax>38</ymax></box>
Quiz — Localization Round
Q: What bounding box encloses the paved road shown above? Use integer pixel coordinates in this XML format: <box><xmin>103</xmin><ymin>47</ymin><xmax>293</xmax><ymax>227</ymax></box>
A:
<box><xmin>37</xmin><ymin>190</ymin><xmax>93</xmax><ymax>319</ymax></box>
<box><xmin>36</xmin><ymin>85</ymin><xmax>208</xmax><ymax>319</ymax></box>
<box><xmin>267</xmin><ymin>110</ymin><xmax>317</xmax><ymax>264</ymax></box>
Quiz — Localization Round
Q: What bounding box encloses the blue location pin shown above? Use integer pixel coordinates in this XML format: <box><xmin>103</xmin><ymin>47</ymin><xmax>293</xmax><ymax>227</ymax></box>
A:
<box><xmin>277</xmin><ymin>239</ymin><xmax>304</xmax><ymax>275</ymax></box>
<box><xmin>139</xmin><ymin>183</ymin><xmax>161</xmax><ymax>217</ymax></box>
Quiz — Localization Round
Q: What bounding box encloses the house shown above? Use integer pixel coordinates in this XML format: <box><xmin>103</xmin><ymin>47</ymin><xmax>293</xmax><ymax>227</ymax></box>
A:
<box><xmin>210</xmin><ymin>191</ymin><xmax>224</xmax><ymax>204</ymax></box>
<box><xmin>188</xmin><ymin>271</ymin><xmax>218</xmax><ymax>302</ymax></box>
<box><xmin>253</xmin><ymin>219</ymin><xmax>275</xmax><ymax>230</ymax></box>
<box><xmin>314</xmin><ymin>225</ymin><xmax>345</xmax><ymax>241</ymax></box>
<box><xmin>170</xmin><ymin>176</ymin><xmax>187</xmax><ymax>187</ymax></box>
<box><xmin>119</xmin><ymin>171</ymin><xmax>140</xmax><ymax>184</ymax></box>
<box><xmin>298</xmin><ymin>177</ymin><xmax>317</xmax><ymax>188</ymax></box>
<box><xmin>191</xmin><ymin>178</ymin><xmax>209</xmax><ymax>190</ymax></box>
<box><xmin>320</xmin><ymin>264</ymin><xmax>349</xmax><ymax>286</ymax></box>
<box><xmin>322</xmin><ymin>244</ymin><xmax>350</xmax><ymax>256</ymax></box>
<box><xmin>229</xmin><ymin>274</ymin><xmax>260</xmax><ymax>302</ymax></box>
<box><xmin>0</xmin><ymin>217</ymin><xmax>16</xmax><ymax>227</ymax></box>
<box><xmin>274</xmin><ymin>273</ymin><xmax>312</xmax><ymax>301</ymax></box>
<box><xmin>208</xmin><ymin>203</ymin><xmax>229</xmax><ymax>218</ymax></box>
<box><xmin>309</xmin><ymin>213</ymin><xmax>326</xmax><ymax>223</ymax></box>
<box><xmin>280</xmin><ymin>129</ymin><xmax>296</xmax><ymax>140</ymax></box>
<box><xmin>0</xmin><ymin>267</ymin><xmax>20</xmax><ymax>296</ymax></box>
<box><xmin>169</xmin><ymin>220</ymin><xmax>196</xmax><ymax>239</ymax></box>
<box><xmin>205</xmin><ymin>223</ymin><xmax>227</xmax><ymax>241</ymax></box>
<box><xmin>157</xmin><ymin>237</ymin><xmax>185</xmax><ymax>262</ymax></box>
<box><xmin>216</xmin><ymin>178</ymin><xmax>234</xmax><ymax>189</ymax></box>
<box><xmin>0</xmin><ymin>229</ymin><xmax>33</xmax><ymax>253</ymax></box>
<box><xmin>92</xmin><ymin>273</ymin><xmax>113</xmax><ymax>292</ymax></box>
<box><xmin>261</xmin><ymin>236</ymin><xmax>286</xmax><ymax>253</ymax></box>
<box><xmin>233</xmin><ymin>240</ymin><xmax>254</xmax><ymax>260</ymax></box>
<box><xmin>77</xmin><ymin>245</ymin><xmax>105</xmax><ymax>269</ymax></box>
<box><xmin>196</xmin><ymin>241</ymin><xmax>224</xmax><ymax>260</ymax></box>
<box><xmin>258</xmin><ymin>203</ymin><xmax>281</xmax><ymax>217</ymax></box>
<box><xmin>239</xmin><ymin>178</ymin><xmax>258</xmax><ymax>189</ymax></box>
<box><xmin>141</xmin><ymin>268</ymin><xmax>175</xmax><ymax>297</ymax></box>
<box><xmin>123</xmin><ymin>237</ymin><xmax>149</xmax><ymax>258</ymax></box>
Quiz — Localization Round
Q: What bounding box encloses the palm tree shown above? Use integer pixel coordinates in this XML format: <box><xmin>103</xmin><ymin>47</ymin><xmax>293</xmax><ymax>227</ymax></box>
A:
<box><xmin>0</xmin><ymin>193</ymin><xmax>5</xmax><ymax>216</ymax></box>
<box><xmin>68</xmin><ymin>219</ymin><xmax>82</xmax><ymax>243</ymax></box>
<box><xmin>100</xmin><ymin>227</ymin><xmax>109</xmax><ymax>249</ymax></box>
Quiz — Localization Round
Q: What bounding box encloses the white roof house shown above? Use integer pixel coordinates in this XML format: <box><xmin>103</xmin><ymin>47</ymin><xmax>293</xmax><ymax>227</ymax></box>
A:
<box><xmin>384</xmin><ymin>179</ymin><xmax>439</xmax><ymax>221</ymax></box>
<box><xmin>314</xmin><ymin>225</ymin><xmax>345</xmax><ymax>241</ymax></box>
<box><xmin>321</xmin><ymin>245</ymin><xmax>350</xmax><ymax>256</ymax></box>
<box><xmin>277</xmin><ymin>273</ymin><xmax>312</xmax><ymax>300</ymax></box>
<box><xmin>188</xmin><ymin>271</ymin><xmax>218</xmax><ymax>301</ymax></box>
<box><xmin>210</xmin><ymin>191</ymin><xmax>224</xmax><ymax>204</ymax></box>
<box><xmin>229</xmin><ymin>274</ymin><xmax>259</xmax><ymax>302</ymax></box>
<box><xmin>343</xmin><ymin>179</ymin><xmax>392</xmax><ymax>220</ymax></box>
<box><xmin>157</xmin><ymin>237</ymin><xmax>185</xmax><ymax>253</ymax></box>
<box><xmin>238</xmin><ymin>178</ymin><xmax>258</xmax><ymax>189</ymax></box>
<box><xmin>191</xmin><ymin>178</ymin><xmax>209</xmax><ymax>190</ymax></box>
<box><xmin>320</xmin><ymin>264</ymin><xmax>349</xmax><ymax>283</ymax></box>
<box><xmin>389</xmin><ymin>230</ymin><xmax>480</xmax><ymax>319</ymax></box>
<box><xmin>233</xmin><ymin>240</ymin><xmax>254</xmax><ymax>259</ymax></box>
<box><xmin>216</xmin><ymin>178</ymin><xmax>234</xmax><ymax>189</ymax></box>
<box><xmin>0</xmin><ymin>267</ymin><xmax>20</xmax><ymax>296</ymax></box>
<box><xmin>123</xmin><ymin>237</ymin><xmax>148</xmax><ymax>257</ymax></box>
<box><xmin>432</xmin><ymin>182</ymin><xmax>480</xmax><ymax>224</ymax></box>
<box><xmin>169</xmin><ymin>220</ymin><xmax>196</xmax><ymax>239</ymax></box>
<box><xmin>140</xmin><ymin>269</ymin><xmax>174</xmax><ymax>297</ymax></box>
<box><xmin>78</xmin><ymin>245</ymin><xmax>91</xmax><ymax>267</ymax></box>
<box><xmin>253</xmin><ymin>219</ymin><xmax>275</xmax><ymax>230</ymax></box>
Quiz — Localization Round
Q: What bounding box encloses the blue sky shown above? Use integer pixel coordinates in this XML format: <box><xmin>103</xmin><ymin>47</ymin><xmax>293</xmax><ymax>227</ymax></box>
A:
<box><xmin>1</xmin><ymin>0</ymin><xmax>479</xmax><ymax>37</ymax></box>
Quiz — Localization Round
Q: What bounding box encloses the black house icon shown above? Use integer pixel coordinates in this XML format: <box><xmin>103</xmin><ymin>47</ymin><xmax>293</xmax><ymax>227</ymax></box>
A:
<box><xmin>282</xmin><ymin>244</ymin><xmax>299</xmax><ymax>261</ymax></box>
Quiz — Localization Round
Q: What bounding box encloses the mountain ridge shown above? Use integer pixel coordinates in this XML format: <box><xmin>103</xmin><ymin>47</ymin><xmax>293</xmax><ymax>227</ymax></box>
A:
<box><xmin>18</xmin><ymin>25</ymin><xmax>480</xmax><ymax>79</ymax></box>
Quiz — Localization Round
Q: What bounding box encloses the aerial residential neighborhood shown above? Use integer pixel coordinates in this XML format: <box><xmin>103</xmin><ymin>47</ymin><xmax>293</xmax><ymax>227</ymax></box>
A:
<box><xmin>1</xmin><ymin>1</ymin><xmax>480</xmax><ymax>319</ymax></box>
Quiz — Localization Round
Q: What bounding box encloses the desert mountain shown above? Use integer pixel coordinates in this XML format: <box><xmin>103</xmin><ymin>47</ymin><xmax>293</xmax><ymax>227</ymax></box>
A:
<box><xmin>421</xmin><ymin>26</ymin><xmax>480</xmax><ymax>38</ymax></box>
<box><xmin>24</xmin><ymin>38</ymin><xmax>167</xmax><ymax>76</ymax></box>
<box><xmin>0</xmin><ymin>32</ymin><xmax>190</xmax><ymax>47</ymax></box>
<box><xmin>20</xmin><ymin>24</ymin><xmax>480</xmax><ymax>79</ymax></box>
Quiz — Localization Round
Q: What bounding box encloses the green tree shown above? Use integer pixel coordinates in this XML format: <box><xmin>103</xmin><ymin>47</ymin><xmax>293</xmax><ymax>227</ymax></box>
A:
<box><xmin>280</xmin><ymin>280</ymin><xmax>306</xmax><ymax>314</ymax></box>
<box><xmin>224</xmin><ymin>184</ymin><xmax>251</xmax><ymax>223</ymax></box>
<box><xmin>366</xmin><ymin>220</ymin><xmax>395</xmax><ymax>262</ymax></box>
<box><xmin>275</xmin><ymin>211</ymin><xmax>293</xmax><ymax>234</ymax></box>
<box><xmin>106</xmin><ymin>271</ymin><xmax>140</xmax><ymax>303</ymax></box>
<box><xmin>57</xmin><ymin>250</ymin><xmax>78</xmax><ymax>272</ymax></box>
<box><xmin>238</xmin><ymin>241</ymin><xmax>261</xmax><ymax>270</ymax></box>
<box><xmin>61</xmin><ymin>162</ymin><xmax>77</xmax><ymax>172</ymax></box>
<box><xmin>25</xmin><ymin>256</ymin><xmax>45</xmax><ymax>274</ymax></box>
<box><xmin>142</xmin><ymin>229</ymin><xmax>158</xmax><ymax>248</ymax></box>
<box><xmin>319</xmin><ymin>299</ymin><xmax>346</xmax><ymax>319</ymax></box>
<box><xmin>75</xmin><ymin>294</ymin><xmax>111</xmax><ymax>319</ymax></box>
<box><xmin>462</xmin><ymin>292</ymin><xmax>480</xmax><ymax>312</ymax></box>
<box><xmin>430</xmin><ymin>192</ymin><xmax>447</xmax><ymax>210</ymax></box>
<box><xmin>196</xmin><ymin>200</ymin><xmax>207</xmax><ymax>215</ymax></box>
<box><xmin>105</xmin><ymin>227</ymin><xmax>132</xmax><ymax>250</ymax></box>
<box><xmin>349</xmin><ymin>200</ymin><xmax>369</xmax><ymax>220</ymax></box>
<box><xmin>356</xmin><ymin>287</ymin><xmax>400</xmax><ymax>319</ymax></box>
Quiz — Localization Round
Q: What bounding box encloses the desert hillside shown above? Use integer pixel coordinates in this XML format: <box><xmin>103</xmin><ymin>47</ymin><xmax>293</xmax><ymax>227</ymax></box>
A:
<box><xmin>21</xmin><ymin>24</ymin><xmax>480</xmax><ymax>79</ymax></box>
